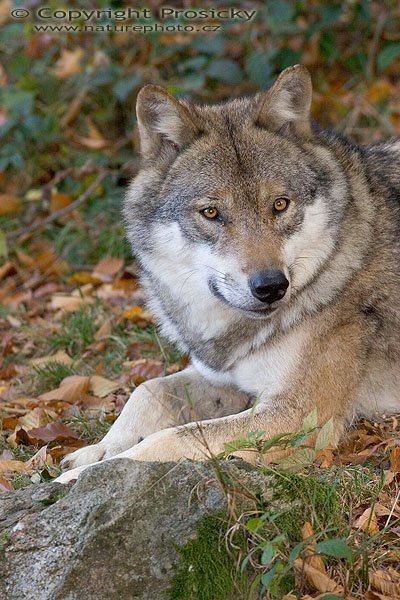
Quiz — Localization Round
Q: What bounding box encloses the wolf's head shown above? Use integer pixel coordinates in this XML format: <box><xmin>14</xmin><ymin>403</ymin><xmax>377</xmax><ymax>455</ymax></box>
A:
<box><xmin>125</xmin><ymin>66</ymin><xmax>349</xmax><ymax>323</ymax></box>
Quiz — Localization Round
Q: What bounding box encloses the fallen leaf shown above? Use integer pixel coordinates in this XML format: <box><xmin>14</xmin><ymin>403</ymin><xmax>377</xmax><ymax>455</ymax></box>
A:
<box><xmin>353</xmin><ymin>507</ymin><xmax>379</xmax><ymax>535</ymax></box>
<box><xmin>30</xmin><ymin>350</ymin><xmax>72</xmax><ymax>366</ymax></box>
<box><xmin>0</xmin><ymin>193</ymin><xmax>20</xmax><ymax>215</ymax></box>
<box><xmin>0</xmin><ymin>476</ymin><xmax>13</xmax><ymax>491</ymax></box>
<box><xmin>39</xmin><ymin>375</ymin><xmax>90</xmax><ymax>402</ymax></box>
<box><xmin>18</xmin><ymin>407</ymin><xmax>51</xmax><ymax>430</ymax></box>
<box><xmin>89</xmin><ymin>375</ymin><xmax>120</xmax><ymax>398</ymax></box>
<box><xmin>0</xmin><ymin>364</ymin><xmax>17</xmax><ymax>380</ymax></box>
<box><xmin>0</xmin><ymin>260</ymin><xmax>15</xmax><ymax>279</ymax></box>
<box><xmin>391</xmin><ymin>447</ymin><xmax>400</xmax><ymax>473</ymax></box>
<box><xmin>0</xmin><ymin>459</ymin><xmax>27</xmax><ymax>474</ymax></box>
<box><xmin>369</xmin><ymin>568</ymin><xmax>400</xmax><ymax>597</ymax></box>
<box><xmin>294</xmin><ymin>558</ymin><xmax>343</xmax><ymax>594</ymax></box>
<box><xmin>28</xmin><ymin>422</ymin><xmax>79</xmax><ymax>444</ymax></box>
<box><xmin>50</xmin><ymin>294</ymin><xmax>95</xmax><ymax>311</ymax></box>
<box><xmin>49</xmin><ymin>191</ymin><xmax>73</xmax><ymax>213</ymax></box>
<box><xmin>93</xmin><ymin>257</ymin><xmax>124</xmax><ymax>282</ymax></box>
<box><xmin>52</xmin><ymin>48</ymin><xmax>84</xmax><ymax>78</ymax></box>
<box><xmin>94</xmin><ymin>319</ymin><xmax>112</xmax><ymax>340</ymax></box>
<box><xmin>123</xmin><ymin>305</ymin><xmax>153</xmax><ymax>326</ymax></box>
<box><xmin>127</xmin><ymin>359</ymin><xmax>164</xmax><ymax>385</ymax></box>
<box><xmin>301</xmin><ymin>521</ymin><xmax>326</xmax><ymax>573</ymax></box>
<box><xmin>0</xmin><ymin>0</ymin><xmax>12</xmax><ymax>27</ymax></box>
<box><xmin>26</xmin><ymin>445</ymin><xmax>52</xmax><ymax>469</ymax></box>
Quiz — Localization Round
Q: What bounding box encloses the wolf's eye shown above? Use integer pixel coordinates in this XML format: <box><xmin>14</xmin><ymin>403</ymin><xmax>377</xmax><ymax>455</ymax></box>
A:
<box><xmin>201</xmin><ymin>207</ymin><xmax>219</xmax><ymax>220</ymax></box>
<box><xmin>273</xmin><ymin>197</ymin><xmax>290</xmax><ymax>213</ymax></box>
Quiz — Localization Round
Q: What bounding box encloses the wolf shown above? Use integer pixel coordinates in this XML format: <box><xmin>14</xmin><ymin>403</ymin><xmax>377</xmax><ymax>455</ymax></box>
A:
<box><xmin>57</xmin><ymin>65</ymin><xmax>400</xmax><ymax>483</ymax></box>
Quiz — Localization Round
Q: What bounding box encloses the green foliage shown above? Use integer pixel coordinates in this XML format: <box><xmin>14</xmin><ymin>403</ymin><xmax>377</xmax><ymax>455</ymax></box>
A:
<box><xmin>0</xmin><ymin>0</ymin><xmax>399</xmax><ymax>191</ymax></box>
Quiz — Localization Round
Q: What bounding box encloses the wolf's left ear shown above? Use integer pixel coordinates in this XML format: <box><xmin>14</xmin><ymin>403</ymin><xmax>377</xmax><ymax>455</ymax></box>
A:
<box><xmin>255</xmin><ymin>65</ymin><xmax>312</xmax><ymax>137</ymax></box>
<box><xmin>136</xmin><ymin>85</ymin><xmax>201</xmax><ymax>161</ymax></box>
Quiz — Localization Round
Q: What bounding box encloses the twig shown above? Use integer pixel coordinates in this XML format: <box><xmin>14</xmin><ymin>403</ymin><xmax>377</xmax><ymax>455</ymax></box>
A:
<box><xmin>8</xmin><ymin>170</ymin><xmax>109</xmax><ymax>241</ymax></box>
<box><xmin>366</xmin><ymin>11</ymin><xmax>387</xmax><ymax>80</ymax></box>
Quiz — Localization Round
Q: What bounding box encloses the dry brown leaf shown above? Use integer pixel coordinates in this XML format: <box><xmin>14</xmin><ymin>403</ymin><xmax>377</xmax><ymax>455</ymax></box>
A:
<box><xmin>369</xmin><ymin>568</ymin><xmax>400</xmax><ymax>597</ymax></box>
<box><xmin>93</xmin><ymin>257</ymin><xmax>124</xmax><ymax>282</ymax></box>
<box><xmin>68</xmin><ymin>271</ymin><xmax>102</xmax><ymax>286</ymax></box>
<box><xmin>0</xmin><ymin>476</ymin><xmax>13</xmax><ymax>491</ymax></box>
<box><xmin>52</xmin><ymin>48</ymin><xmax>84</xmax><ymax>79</ymax></box>
<box><xmin>282</xmin><ymin>595</ymin><xmax>297</xmax><ymax>600</ymax></box>
<box><xmin>73</xmin><ymin>135</ymin><xmax>109</xmax><ymax>150</ymax></box>
<box><xmin>18</xmin><ymin>407</ymin><xmax>51</xmax><ymax>430</ymax></box>
<box><xmin>0</xmin><ymin>261</ymin><xmax>15</xmax><ymax>280</ymax></box>
<box><xmin>49</xmin><ymin>191</ymin><xmax>73</xmax><ymax>213</ymax></box>
<box><xmin>26</xmin><ymin>445</ymin><xmax>52</xmax><ymax>469</ymax></box>
<box><xmin>316</xmin><ymin>448</ymin><xmax>335</xmax><ymax>468</ymax></box>
<box><xmin>127</xmin><ymin>359</ymin><xmax>164</xmax><ymax>385</ymax></box>
<box><xmin>50</xmin><ymin>294</ymin><xmax>95</xmax><ymax>312</ymax></box>
<box><xmin>383</xmin><ymin>470</ymin><xmax>396</xmax><ymax>487</ymax></box>
<box><xmin>30</xmin><ymin>350</ymin><xmax>72</xmax><ymax>366</ymax></box>
<box><xmin>390</xmin><ymin>447</ymin><xmax>400</xmax><ymax>473</ymax></box>
<box><xmin>39</xmin><ymin>376</ymin><xmax>90</xmax><ymax>403</ymax></box>
<box><xmin>301</xmin><ymin>521</ymin><xmax>326</xmax><ymax>573</ymax></box>
<box><xmin>94</xmin><ymin>319</ymin><xmax>112</xmax><ymax>340</ymax></box>
<box><xmin>366</xmin><ymin>591</ymin><xmax>396</xmax><ymax>600</ymax></box>
<box><xmin>293</xmin><ymin>558</ymin><xmax>343</xmax><ymax>594</ymax></box>
<box><xmin>0</xmin><ymin>0</ymin><xmax>12</xmax><ymax>27</ymax></box>
<box><xmin>0</xmin><ymin>364</ymin><xmax>17</xmax><ymax>380</ymax></box>
<box><xmin>353</xmin><ymin>507</ymin><xmax>379</xmax><ymax>535</ymax></box>
<box><xmin>28</xmin><ymin>423</ymin><xmax>79</xmax><ymax>444</ymax></box>
<box><xmin>0</xmin><ymin>459</ymin><xmax>27</xmax><ymax>474</ymax></box>
<box><xmin>123</xmin><ymin>305</ymin><xmax>154</xmax><ymax>326</ymax></box>
<box><xmin>89</xmin><ymin>375</ymin><xmax>120</xmax><ymax>398</ymax></box>
<box><xmin>0</xmin><ymin>193</ymin><xmax>20</xmax><ymax>215</ymax></box>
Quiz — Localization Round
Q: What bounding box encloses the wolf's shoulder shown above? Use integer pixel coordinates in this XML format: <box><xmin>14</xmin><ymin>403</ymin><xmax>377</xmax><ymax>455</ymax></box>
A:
<box><xmin>360</xmin><ymin>139</ymin><xmax>400</xmax><ymax>194</ymax></box>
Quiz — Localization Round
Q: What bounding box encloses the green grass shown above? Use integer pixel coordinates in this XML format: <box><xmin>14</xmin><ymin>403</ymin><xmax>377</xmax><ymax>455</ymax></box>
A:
<box><xmin>65</xmin><ymin>413</ymin><xmax>111</xmax><ymax>444</ymax></box>
<box><xmin>47</xmin><ymin>305</ymin><xmax>97</xmax><ymax>357</ymax></box>
<box><xmin>31</xmin><ymin>361</ymin><xmax>78</xmax><ymax>394</ymax></box>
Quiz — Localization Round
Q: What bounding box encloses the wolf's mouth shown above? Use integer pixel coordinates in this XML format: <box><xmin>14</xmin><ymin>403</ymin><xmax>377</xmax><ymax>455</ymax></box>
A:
<box><xmin>208</xmin><ymin>279</ymin><xmax>280</xmax><ymax>318</ymax></box>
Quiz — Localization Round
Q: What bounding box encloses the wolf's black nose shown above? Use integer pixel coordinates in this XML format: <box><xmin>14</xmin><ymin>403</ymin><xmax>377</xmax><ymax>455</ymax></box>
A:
<box><xmin>249</xmin><ymin>269</ymin><xmax>289</xmax><ymax>304</ymax></box>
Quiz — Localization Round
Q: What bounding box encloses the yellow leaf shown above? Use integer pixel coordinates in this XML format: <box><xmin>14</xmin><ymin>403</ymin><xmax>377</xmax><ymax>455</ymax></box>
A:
<box><xmin>0</xmin><ymin>193</ymin><xmax>21</xmax><ymax>215</ymax></box>
<box><xmin>52</xmin><ymin>48</ymin><xmax>84</xmax><ymax>79</ymax></box>
<box><xmin>89</xmin><ymin>375</ymin><xmax>120</xmax><ymax>398</ymax></box>
<box><xmin>39</xmin><ymin>376</ymin><xmax>90</xmax><ymax>403</ymax></box>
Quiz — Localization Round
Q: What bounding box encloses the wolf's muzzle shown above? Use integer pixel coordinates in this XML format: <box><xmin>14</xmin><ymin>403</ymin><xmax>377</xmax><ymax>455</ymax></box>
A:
<box><xmin>248</xmin><ymin>269</ymin><xmax>289</xmax><ymax>304</ymax></box>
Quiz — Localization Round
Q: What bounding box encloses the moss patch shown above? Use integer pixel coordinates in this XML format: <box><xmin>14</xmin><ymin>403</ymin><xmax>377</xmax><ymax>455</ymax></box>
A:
<box><xmin>168</xmin><ymin>514</ymin><xmax>249</xmax><ymax>600</ymax></box>
<box><xmin>270</xmin><ymin>470</ymin><xmax>344</xmax><ymax>539</ymax></box>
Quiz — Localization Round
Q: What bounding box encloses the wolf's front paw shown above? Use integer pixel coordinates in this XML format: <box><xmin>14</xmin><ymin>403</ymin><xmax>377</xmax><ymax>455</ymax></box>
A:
<box><xmin>55</xmin><ymin>464</ymin><xmax>89</xmax><ymax>484</ymax></box>
<box><xmin>61</xmin><ymin>442</ymin><xmax>106</xmax><ymax>469</ymax></box>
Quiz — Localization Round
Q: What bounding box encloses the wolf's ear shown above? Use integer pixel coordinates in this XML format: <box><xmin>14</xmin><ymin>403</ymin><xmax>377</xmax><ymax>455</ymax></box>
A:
<box><xmin>136</xmin><ymin>85</ymin><xmax>200</xmax><ymax>161</ymax></box>
<box><xmin>255</xmin><ymin>65</ymin><xmax>312</xmax><ymax>136</ymax></box>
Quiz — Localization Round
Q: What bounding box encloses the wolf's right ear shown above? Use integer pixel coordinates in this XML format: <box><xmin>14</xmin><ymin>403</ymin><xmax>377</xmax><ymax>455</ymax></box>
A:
<box><xmin>136</xmin><ymin>85</ymin><xmax>201</xmax><ymax>161</ymax></box>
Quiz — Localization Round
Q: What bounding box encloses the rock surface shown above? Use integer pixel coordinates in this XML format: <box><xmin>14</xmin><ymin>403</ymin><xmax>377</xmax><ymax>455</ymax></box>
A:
<box><xmin>0</xmin><ymin>459</ymin><xmax>275</xmax><ymax>600</ymax></box>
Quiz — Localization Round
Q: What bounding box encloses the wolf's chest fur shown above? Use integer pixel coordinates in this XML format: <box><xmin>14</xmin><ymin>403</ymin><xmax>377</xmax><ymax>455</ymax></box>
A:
<box><xmin>125</xmin><ymin>65</ymin><xmax>400</xmax><ymax>423</ymax></box>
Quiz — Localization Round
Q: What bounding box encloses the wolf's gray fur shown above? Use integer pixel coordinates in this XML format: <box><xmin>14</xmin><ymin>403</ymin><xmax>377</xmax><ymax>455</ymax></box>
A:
<box><xmin>58</xmin><ymin>66</ymin><xmax>400</xmax><ymax>482</ymax></box>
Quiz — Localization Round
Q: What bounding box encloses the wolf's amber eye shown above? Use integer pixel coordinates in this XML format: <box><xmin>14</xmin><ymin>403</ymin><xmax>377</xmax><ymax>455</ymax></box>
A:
<box><xmin>273</xmin><ymin>198</ymin><xmax>289</xmax><ymax>213</ymax></box>
<box><xmin>201</xmin><ymin>207</ymin><xmax>219</xmax><ymax>220</ymax></box>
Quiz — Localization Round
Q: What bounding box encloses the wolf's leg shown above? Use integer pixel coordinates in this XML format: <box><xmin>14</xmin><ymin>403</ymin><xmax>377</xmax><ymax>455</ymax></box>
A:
<box><xmin>61</xmin><ymin>366</ymin><xmax>249</xmax><ymax>469</ymax></box>
<box><xmin>56</xmin><ymin>323</ymin><xmax>365</xmax><ymax>483</ymax></box>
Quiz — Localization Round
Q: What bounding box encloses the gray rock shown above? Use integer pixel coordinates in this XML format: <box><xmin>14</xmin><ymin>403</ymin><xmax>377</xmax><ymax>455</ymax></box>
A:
<box><xmin>0</xmin><ymin>459</ymin><xmax>275</xmax><ymax>600</ymax></box>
